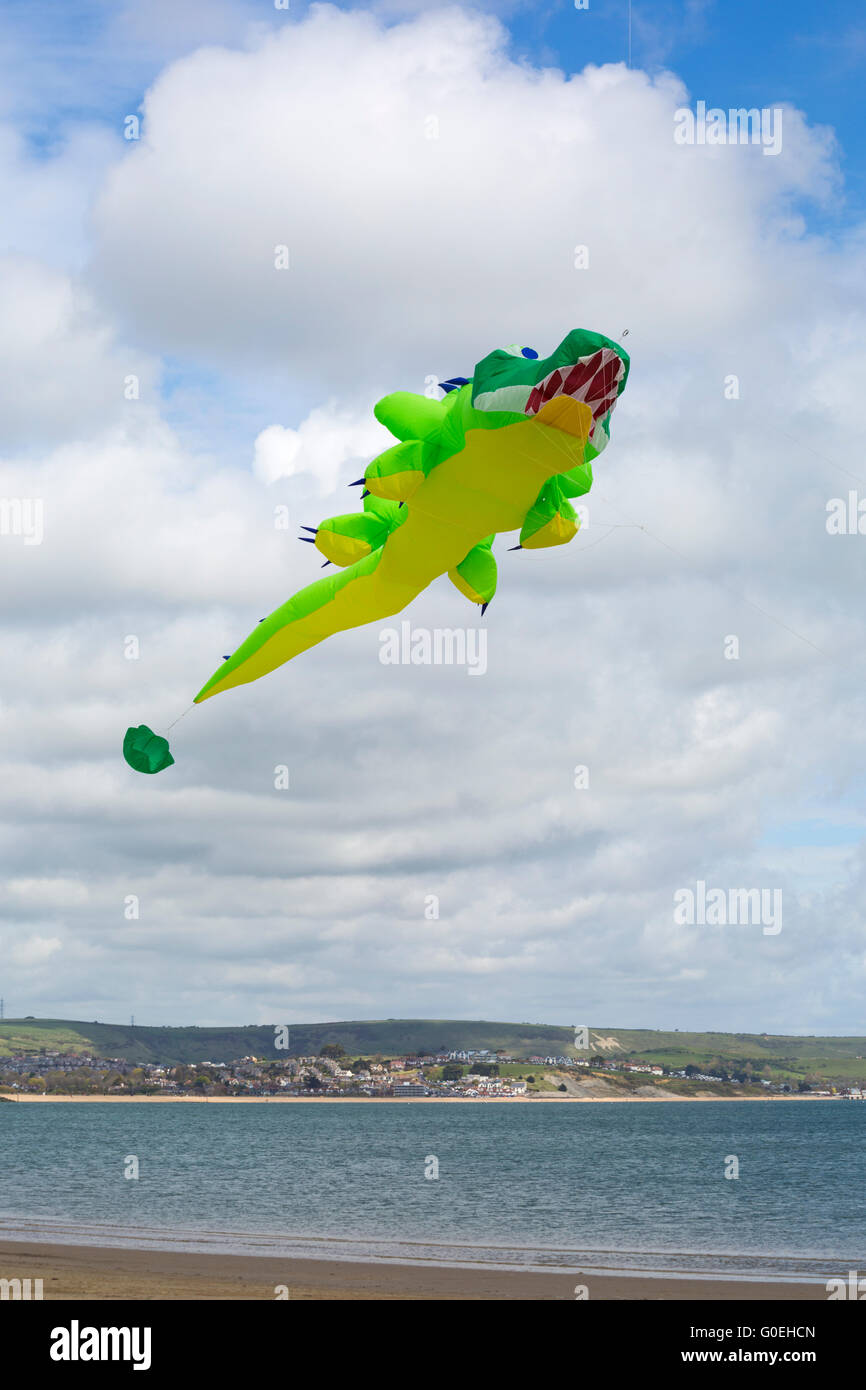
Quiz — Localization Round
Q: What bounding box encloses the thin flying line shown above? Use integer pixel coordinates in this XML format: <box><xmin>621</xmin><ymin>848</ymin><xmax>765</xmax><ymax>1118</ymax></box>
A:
<box><xmin>628</xmin><ymin>0</ymin><xmax>632</xmax><ymax>67</ymax></box>
<box><xmin>773</xmin><ymin>426</ymin><xmax>866</xmax><ymax>488</ymax></box>
<box><xmin>595</xmin><ymin>492</ymin><xmax>829</xmax><ymax>658</ymax></box>
<box><xmin>166</xmin><ymin>704</ymin><xmax>195</xmax><ymax>731</ymax></box>
<box><xmin>574</xmin><ymin>523</ymin><xmax>640</xmax><ymax>554</ymax></box>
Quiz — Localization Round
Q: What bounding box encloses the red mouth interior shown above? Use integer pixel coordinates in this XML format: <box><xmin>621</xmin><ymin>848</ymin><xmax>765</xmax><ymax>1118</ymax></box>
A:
<box><xmin>526</xmin><ymin>348</ymin><xmax>623</xmax><ymax>436</ymax></box>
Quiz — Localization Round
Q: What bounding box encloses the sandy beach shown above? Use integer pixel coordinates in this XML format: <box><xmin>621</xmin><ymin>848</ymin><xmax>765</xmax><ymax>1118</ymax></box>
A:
<box><xmin>0</xmin><ymin>1238</ymin><xmax>828</xmax><ymax>1300</ymax></box>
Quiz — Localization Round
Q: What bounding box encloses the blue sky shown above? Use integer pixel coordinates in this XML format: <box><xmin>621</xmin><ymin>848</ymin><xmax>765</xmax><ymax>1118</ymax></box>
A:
<box><xmin>515</xmin><ymin>0</ymin><xmax>865</xmax><ymax>184</ymax></box>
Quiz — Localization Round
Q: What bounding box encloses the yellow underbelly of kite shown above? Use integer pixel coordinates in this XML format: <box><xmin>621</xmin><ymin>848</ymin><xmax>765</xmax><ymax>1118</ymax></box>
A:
<box><xmin>194</xmin><ymin>415</ymin><xmax>573</xmax><ymax>702</ymax></box>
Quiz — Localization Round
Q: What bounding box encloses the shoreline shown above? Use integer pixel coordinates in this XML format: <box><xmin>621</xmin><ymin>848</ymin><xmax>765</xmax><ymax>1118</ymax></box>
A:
<box><xmin>1</xmin><ymin>1092</ymin><xmax>835</xmax><ymax>1104</ymax></box>
<box><xmin>0</xmin><ymin>1238</ymin><xmax>831</xmax><ymax>1300</ymax></box>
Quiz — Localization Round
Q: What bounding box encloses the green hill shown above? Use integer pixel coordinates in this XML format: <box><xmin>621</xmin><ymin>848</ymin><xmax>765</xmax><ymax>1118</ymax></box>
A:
<box><xmin>0</xmin><ymin>1018</ymin><xmax>575</xmax><ymax>1066</ymax></box>
<box><xmin>0</xmin><ymin>1018</ymin><xmax>864</xmax><ymax>1085</ymax></box>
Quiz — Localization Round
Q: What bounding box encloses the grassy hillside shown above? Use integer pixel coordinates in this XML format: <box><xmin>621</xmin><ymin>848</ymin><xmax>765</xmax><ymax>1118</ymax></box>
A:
<box><xmin>594</xmin><ymin>1029</ymin><xmax>866</xmax><ymax>1086</ymax></box>
<box><xmin>0</xmin><ymin>1018</ymin><xmax>864</xmax><ymax>1084</ymax></box>
<box><xmin>0</xmin><ymin>1018</ymin><xmax>575</xmax><ymax>1066</ymax></box>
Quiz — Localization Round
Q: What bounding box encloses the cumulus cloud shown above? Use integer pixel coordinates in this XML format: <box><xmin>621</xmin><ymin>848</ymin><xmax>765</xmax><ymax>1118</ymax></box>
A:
<box><xmin>88</xmin><ymin>5</ymin><xmax>839</xmax><ymax>390</ymax></box>
<box><xmin>8</xmin><ymin>934</ymin><xmax>64</xmax><ymax>968</ymax></box>
<box><xmin>252</xmin><ymin>404</ymin><xmax>391</xmax><ymax>489</ymax></box>
<box><xmin>0</xmin><ymin>5</ymin><xmax>864</xmax><ymax>1031</ymax></box>
<box><xmin>0</xmin><ymin>124</ymin><xmax>119</xmax><ymax>270</ymax></box>
<box><xmin>0</xmin><ymin>257</ymin><xmax>160</xmax><ymax>451</ymax></box>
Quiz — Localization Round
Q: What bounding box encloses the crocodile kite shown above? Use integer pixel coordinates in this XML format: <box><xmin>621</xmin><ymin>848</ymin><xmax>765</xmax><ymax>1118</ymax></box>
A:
<box><xmin>124</xmin><ymin>329</ymin><xmax>629</xmax><ymax>772</ymax></box>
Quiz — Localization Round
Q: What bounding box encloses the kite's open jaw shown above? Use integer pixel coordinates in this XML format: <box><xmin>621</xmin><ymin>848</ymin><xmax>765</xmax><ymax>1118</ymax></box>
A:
<box><xmin>524</xmin><ymin>348</ymin><xmax>625</xmax><ymax>439</ymax></box>
<box><xmin>470</xmin><ymin>331</ymin><xmax>629</xmax><ymax>445</ymax></box>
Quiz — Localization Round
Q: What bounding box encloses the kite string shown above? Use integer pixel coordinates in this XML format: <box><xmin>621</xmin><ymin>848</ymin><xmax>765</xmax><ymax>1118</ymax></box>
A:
<box><xmin>574</xmin><ymin>522</ymin><xmax>644</xmax><ymax>553</ymax></box>
<box><xmin>594</xmin><ymin>490</ymin><xmax>829</xmax><ymax>658</ymax></box>
<box><xmin>166</xmin><ymin>704</ymin><xmax>195</xmax><ymax>732</ymax></box>
<box><xmin>504</xmin><ymin>376</ymin><xmax>838</xmax><ymax>657</ymax></box>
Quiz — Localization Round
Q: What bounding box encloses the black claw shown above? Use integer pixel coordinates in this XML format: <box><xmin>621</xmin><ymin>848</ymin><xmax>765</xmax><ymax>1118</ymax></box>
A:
<box><xmin>398</xmin><ymin>501</ymin><xmax>404</xmax><ymax>508</ymax></box>
<box><xmin>258</xmin><ymin>619</ymin><xmax>264</xmax><ymax>623</ymax></box>
<box><xmin>300</xmin><ymin>525</ymin><xmax>318</xmax><ymax>534</ymax></box>
<box><xmin>508</xmin><ymin>544</ymin><xmax>523</xmax><ymax>551</ymax></box>
<box><xmin>361</xmin><ymin>490</ymin><xmax>370</xmax><ymax>499</ymax></box>
<box><xmin>222</xmin><ymin>654</ymin><xmax>231</xmax><ymax>660</ymax></box>
<box><xmin>349</xmin><ymin>477</ymin><xmax>365</xmax><ymax>487</ymax></box>
<box><xmin>481</xmin><ymin>602</ymin><xmax>489</xmax><ymax>616</ymax></box>
<box><xmin>321</xmin><ymin>560</ymin><xmax>331</xmax><ymax>567</ymax></box>
<box><xmin>298</xmin><ymin>536</ymin><xmax>316</xmax><ymax>543</ymax></box>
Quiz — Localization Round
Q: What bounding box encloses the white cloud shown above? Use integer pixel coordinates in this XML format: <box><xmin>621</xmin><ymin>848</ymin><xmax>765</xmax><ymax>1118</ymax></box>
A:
<box><xmin>253</xmin><ymin>404</ymin><xmax>391</xmax><ymax>489</ymax></box>
<box><xmin>9</xmin><ymin>935</ymin><xmax>64</xmax><ymax>968</ymax></box>
<box><xmin>0</xmin><ymin>124</ymin><xmax>119</xmax><ymax>270</ymax></box>
<box><xmin>88</xmin><ymin>6</ymin><xmax>839</xmax><ymax>391</ymax></box>
<box><xmin>0</xmin><ymin>255</ymin><xmax>159</xmax><ymax>450</ymax></box>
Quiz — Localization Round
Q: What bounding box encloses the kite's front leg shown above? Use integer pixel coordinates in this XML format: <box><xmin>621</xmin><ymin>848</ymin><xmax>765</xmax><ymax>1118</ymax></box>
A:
<box><xmin>362</xmin><ymin>439</ymin><xmax>437</xmax><ymax>503</ymax></box>
<box><xmin>519</xmin><ymin>479</ymin><xmax>579</xmax><ymax>549</ymax></box>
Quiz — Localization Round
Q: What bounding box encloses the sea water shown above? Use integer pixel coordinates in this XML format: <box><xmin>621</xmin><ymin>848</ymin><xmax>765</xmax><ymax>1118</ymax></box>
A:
<box><xmin>0</xmin><ymin>1099</ymin><xmax>863</xmax><ymax>1280</ymax></box>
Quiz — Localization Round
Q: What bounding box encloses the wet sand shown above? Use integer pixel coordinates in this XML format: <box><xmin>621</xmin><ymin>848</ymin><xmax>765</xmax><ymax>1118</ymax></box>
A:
<box><xmin>0</xmin><ymin>1239</ymin><xmax>827</xmax><ymax>1300</ymax></box>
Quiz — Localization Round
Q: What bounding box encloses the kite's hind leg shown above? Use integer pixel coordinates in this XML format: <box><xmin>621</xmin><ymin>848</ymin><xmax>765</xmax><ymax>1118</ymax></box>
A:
<box><xmin>309</xmin><ymin>496</ymin><xmax>407</xmax><ymax>567</ymax></box>
<box><xmin>448</xmin><ymin>535</ymin><xmax>497</xmax><ymax>611</ymax></box>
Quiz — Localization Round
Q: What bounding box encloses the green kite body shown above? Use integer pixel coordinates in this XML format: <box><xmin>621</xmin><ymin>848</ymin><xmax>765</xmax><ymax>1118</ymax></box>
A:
<box><xmin>124</xmin><ymin>330</ymin><xmax>629</xmax><ymax>771</ymax></box>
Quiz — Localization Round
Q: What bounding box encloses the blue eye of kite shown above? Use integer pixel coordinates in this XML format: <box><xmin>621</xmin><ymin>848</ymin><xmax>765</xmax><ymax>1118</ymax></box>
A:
<box><xmin>521</xmin><ymin>347</ymin><xmax>538</xmax><ymax>359</ymax></box>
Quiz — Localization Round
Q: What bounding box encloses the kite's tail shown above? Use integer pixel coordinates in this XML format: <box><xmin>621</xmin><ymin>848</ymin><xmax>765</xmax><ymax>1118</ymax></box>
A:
<box><xmin>192</xmin><ymin>546</ymin><xmax>395</xmax><ymax>705</ymax></box>
<box><xmin>122</xmin><ymin>545</ymin><xmax>402</xmax><ymax>772</ymax></box>
<box><xmin>192</xmin><ymin>492</ymin><xmax>420</xmax><ymax>706</ymax></box>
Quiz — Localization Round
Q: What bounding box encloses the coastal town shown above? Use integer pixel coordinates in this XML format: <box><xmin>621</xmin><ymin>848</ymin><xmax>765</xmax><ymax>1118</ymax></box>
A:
<box><xmin>0</xmin><ymin>1045</ymin><xmax>857</xmax><ymax>1099</ymax></box>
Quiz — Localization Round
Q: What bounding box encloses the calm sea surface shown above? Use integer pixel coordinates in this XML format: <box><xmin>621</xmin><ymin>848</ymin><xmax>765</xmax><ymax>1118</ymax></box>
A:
<box><xmin>1</xmin><ymin>1100</ymin><xmax>863</xmax><ymax>1280</ymax></box>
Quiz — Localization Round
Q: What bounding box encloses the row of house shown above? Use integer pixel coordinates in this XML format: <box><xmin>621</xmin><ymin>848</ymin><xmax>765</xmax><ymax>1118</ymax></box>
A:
<box><xmin>3</xmin><ymin>1049</ymin><xmax>852</xmax><ymax>1097</ymax></box>
<box><xmin>0</xmin><ymin>1051</ymin><xmax>133</xmax><ymax>1075</ymax></box>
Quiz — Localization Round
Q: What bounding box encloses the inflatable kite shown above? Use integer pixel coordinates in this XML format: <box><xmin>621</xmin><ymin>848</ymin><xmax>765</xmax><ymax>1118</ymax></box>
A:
<box><xmin>124</xmin><ymin>329</ymin><xmax>630</xmax><ymax>771</ymax></box>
